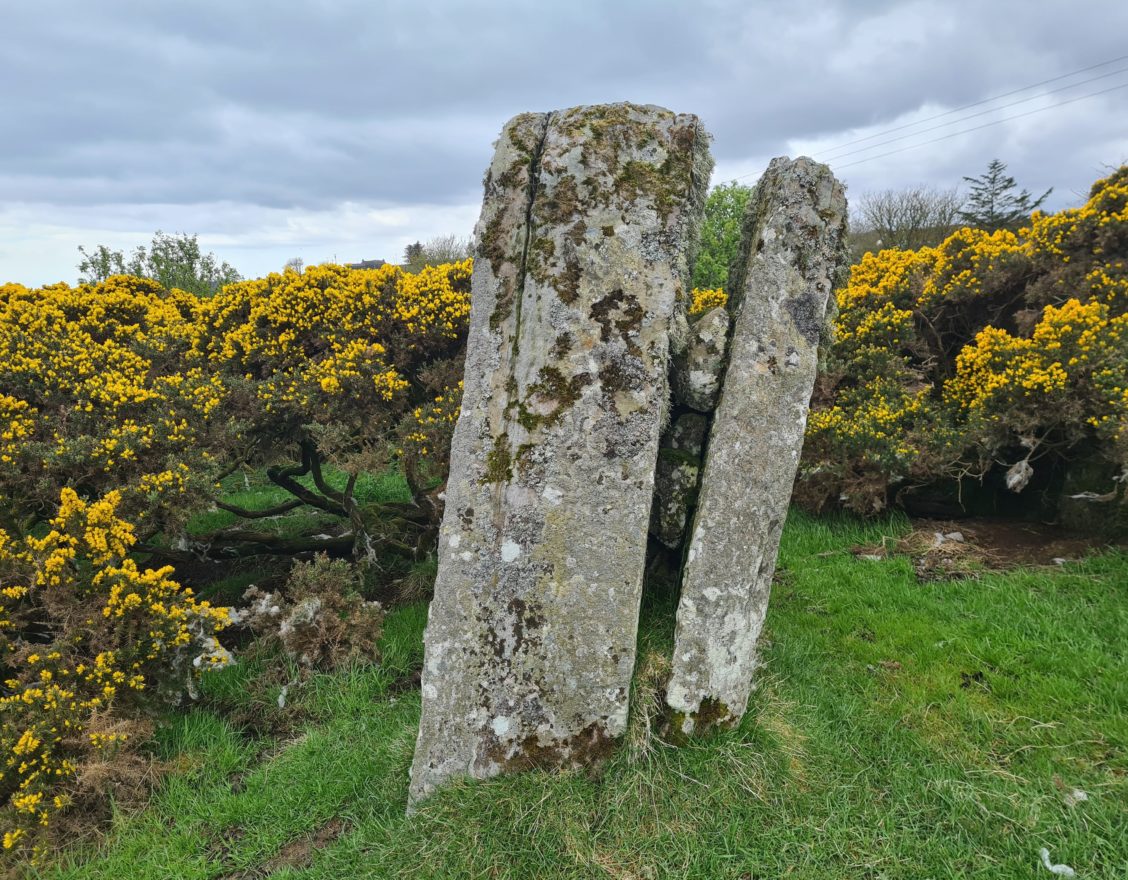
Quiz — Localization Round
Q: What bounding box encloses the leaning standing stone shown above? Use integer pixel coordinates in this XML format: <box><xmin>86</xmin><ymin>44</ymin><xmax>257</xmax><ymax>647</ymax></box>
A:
<box><xmin>666</xmin><ymin>157</ymin><xmax>847</xmax><ymax>735</ymax></box>
<box><xmin>410</xmin><ymin>104</ymin><xmax>711</xmax><ymax>804</ymax></box>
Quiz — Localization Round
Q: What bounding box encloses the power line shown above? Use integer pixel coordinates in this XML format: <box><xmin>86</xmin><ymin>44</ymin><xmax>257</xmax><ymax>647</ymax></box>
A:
<box><xmin>833</xmin><ymin>81</ymin><xmax>1128</xmax><ymax>171</ymax></box>
<box><xmin>818</xmin><ymin>53</ymin><xmax>1128</xmax><ymax>155</ymax></box>
<box><xmin>818</xmin><ymin>65</ymin><xmax>1128</xmax><ymax>163</ymax></box>
<box><xmin>730</xmin><ymin>53</ymin><xmax>1128</xmax><ymax>184</ymax></box>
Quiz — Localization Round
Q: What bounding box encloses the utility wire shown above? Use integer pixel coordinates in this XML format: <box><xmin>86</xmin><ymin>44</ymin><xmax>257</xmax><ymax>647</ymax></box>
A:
<box><xmin>833</xmin><ymin>81</ymin><xmax>1128</xmax><ymax>171</ymax></box>
<box><xmin>730</xmin><ymin>54</ymin><xmax>1128</xmax><ymax>183</ymax></box>
<box><xmin>818</xmin><ymin>66</ymin><xmax>1128</xmax><ymax>163</ymax></box>
<box><xmin>818</xmin><ymin>53</ymin><xmax>1128</xmax><ymax>155</ymax></box>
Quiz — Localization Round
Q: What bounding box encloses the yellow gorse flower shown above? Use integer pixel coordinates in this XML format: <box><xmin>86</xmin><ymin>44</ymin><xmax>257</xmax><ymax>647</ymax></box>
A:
<box><xmin>803</xmin><ymin>165</ymin><xmax>1128</xmax><ymax>510</ymax></box>
<box><xmin>0</xmin><ymin>489</ymin><xmax>230</xmax><ymax>855</ymax></box>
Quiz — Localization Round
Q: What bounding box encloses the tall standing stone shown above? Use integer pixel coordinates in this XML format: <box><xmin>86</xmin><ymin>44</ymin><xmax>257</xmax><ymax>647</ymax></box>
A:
<box><xmin>410</xmin><ymin>104</ymin><xmax>711</xmax><ymax>804</ymax></box>
<box><xmin>666</xmin><ymin>157</ymin><xmax>848</xmax><ymax>735</ymax></box>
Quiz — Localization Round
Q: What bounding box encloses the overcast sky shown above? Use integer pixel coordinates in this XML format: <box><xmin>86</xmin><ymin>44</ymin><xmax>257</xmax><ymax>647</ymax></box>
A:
<box><xmin>3</xmin><ymin>0</ymin><xmax>1127</xmax><ymax>286</ymax></box>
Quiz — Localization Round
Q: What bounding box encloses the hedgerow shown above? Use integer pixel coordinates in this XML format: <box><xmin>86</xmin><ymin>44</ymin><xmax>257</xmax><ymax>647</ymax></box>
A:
<box><xmin>799</xmin><ymin>166</ymin><xmax>1128</xmax><ymax>517</ymax></box>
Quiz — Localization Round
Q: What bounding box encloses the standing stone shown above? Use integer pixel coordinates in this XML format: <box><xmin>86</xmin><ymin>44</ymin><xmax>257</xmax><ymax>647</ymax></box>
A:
<box><xmin>666</xmin><ymin>157</ymin><xmax>848</xmax><ymax>735</ymax></box>
<box><xmin>410</xmin><ymin>104</ymin><xmax>711</xmax><ymax>804</ymax></box>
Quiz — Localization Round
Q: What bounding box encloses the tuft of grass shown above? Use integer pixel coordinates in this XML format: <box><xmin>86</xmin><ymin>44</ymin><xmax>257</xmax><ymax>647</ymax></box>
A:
<box><xmin>32</xmin><ymin>511</ymin><xmax>1128</xmax><ymax>880</ymax></box>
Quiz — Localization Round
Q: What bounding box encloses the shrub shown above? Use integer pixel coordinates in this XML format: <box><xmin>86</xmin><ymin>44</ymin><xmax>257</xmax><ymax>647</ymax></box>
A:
<box><xmin>0</xmin><ymin>276</ymin><xmax>225</xmax><ymax>538</ymax></box>
<box><xmin>0</xmin><ymin>489</ymin><xmax>230</xmax><ymax>857</ymax></box>
<box><xmin>800</xmin><ymin>166</ymin><xmax>1128</xmax><ymax>517</ymax></box>
<box><xmin>0</xmin><ymin>262</ymin><xmax>473</xmax><ymax>570</ymax></box>
<box><xmin>689</xmin><ymin>287</ymin><xmax>727</xmax><ymax>317</ymax></box>
<box><xmin>238</xmin><ymin>555</ymin><xmax>383</xmax><ymax>673</ymax></box>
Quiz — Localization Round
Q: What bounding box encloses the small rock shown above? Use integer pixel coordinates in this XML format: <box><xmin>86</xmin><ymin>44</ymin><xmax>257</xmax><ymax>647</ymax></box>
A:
<box><xmin>666</xmin><ymin>412</ymin><xmax>708</xmax><ymax>458</ymax></box>
<box><xmin>649</xmin><ymin>449</ymin><xmax>700</xmax><ymax>549</ymax></box>
<box><xmin>1063</xmin><ymin>788</ymin><xmax>1089</xmax><ymax>807</ymax></box>
<box><xmin>671</xmin><ymin>306</ymin><xmax>730</xmax><ymax>411</ymax></box>
<box><xmin>1006</xmin><ymin>459</ymin><xmax>1034</xmax><ymax>493</ymax></box>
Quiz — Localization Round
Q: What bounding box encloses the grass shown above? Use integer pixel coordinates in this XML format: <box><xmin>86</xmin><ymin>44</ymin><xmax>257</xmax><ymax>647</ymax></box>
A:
<box><xmin>35</xmin><ymin>512</ymin><xmax>1127</xmax><ymax>879</ymax></box>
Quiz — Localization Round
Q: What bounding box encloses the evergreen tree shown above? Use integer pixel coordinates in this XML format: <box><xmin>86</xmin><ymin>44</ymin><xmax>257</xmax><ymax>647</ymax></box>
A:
<box><xmin>959</xmin><ymin>159</ymin><xmax>1052</xmax><ymax>231</ymax></box>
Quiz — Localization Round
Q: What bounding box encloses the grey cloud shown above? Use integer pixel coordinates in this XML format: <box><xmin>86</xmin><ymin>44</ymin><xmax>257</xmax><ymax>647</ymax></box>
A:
<box><xmin>1</xmin><ymin>0</ymin><xmax>1126</xmax><ymax>274</ymax></box>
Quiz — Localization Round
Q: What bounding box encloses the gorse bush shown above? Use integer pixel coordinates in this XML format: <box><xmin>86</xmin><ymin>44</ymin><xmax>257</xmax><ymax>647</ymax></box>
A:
<box><xmin>202</xmin><ymin>260</ymin><xmax>470</xmax><ymax>484</ymax></box>
<box><xmin>0</xmin><ymin>489</ymin><xmax>230</xmax><ymax>856</ymax></box>
<box><xmin>800</xmin><ymin>166</ymin><xmax>1128</xmax><ymax>516</ymax></box>
<box><xmin>0</xmin><ymin>261</ymin><xmax>471</xmax><ymax>858</ymax></box>
<box><xmin>688</xmin><ymin>287</ymin><xmax>727</xmax><ymax>317</ymax></box>
<box><xmin>0</xmin><ymin>261</ymin><xmax>473</xmax><ymax>559</ymax></box>
<box><xmin>0</xmin><ymin>276</ymin><xmax>222</xmax><ymax>538</ymax></box>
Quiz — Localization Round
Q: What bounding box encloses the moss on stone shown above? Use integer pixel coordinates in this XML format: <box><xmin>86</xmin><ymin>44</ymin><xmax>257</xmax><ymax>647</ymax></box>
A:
<box><xmin>484</xmin><ymin>721</ymin><xmax>618</xmax><ymax>774</ymax></box>
<box><xmin>481</xmin><ymin>433</ymin><xmax>513</xmax><ymax>484</ymax></box>
<box><xmin>490</xmin><ymin>279</ymin><xmax>515</xmax><ymax>331</ymax></box>
<box><xmin>664</xmin><ymin>697</ymin><xmax>735</xmax><ymax>743</ymax></box>
<box><xmin>550</xmin><ymin>332</ymin><xmax>574</xmax><ymax>361</ymax></box>
<box><xmin>534</xmin><ymin>175</ymin><xmax>582</xmax><ymax>228</ymax></box>
<box><xmin>480</xmin><ymin>210</ymin><xmax>511</xmax><ymax>276</ymax></box>
<box><xmin>555</xmin><ymin>255</ymin><xmax>582</xmax><ymax>304</ymax></box>
<box><xmin>519</xmin><ymin>366</ymin><xmax>592</xmax><ymax>429</ymax></box>
<box><xmin>658</xmin><ymin>446</ymin><xmax>701</xmax><ymax>468</ymax></box>
<box><xmin>614</xmin><ymin>140</ymin><xmax>694</xmax><ymax>223</ymax></box>
<box><xmin>527</xmin><ymin>237</ymin><xmax>556</xmax><ymax>285</ymax></box>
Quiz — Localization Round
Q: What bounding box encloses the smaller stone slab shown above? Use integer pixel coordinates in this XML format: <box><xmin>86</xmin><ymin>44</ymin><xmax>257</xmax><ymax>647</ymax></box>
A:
<box><xmin>666</xmin><ymin>156</ymin><xmax>848</xmax><ymax>735</ymax></box>
<box><xmin>671</xmin><ymin>305</ymin><xmax>730</xmax><ymax>412</ymax></box>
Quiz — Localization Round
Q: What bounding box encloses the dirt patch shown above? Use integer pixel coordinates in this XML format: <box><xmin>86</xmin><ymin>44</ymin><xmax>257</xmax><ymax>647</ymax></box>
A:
<box><xmin>211</xmin><ymin>818</ymin><xmax>345</xmax><ymax>879</ymax></box>
<box><xmin>854</xmin><ymin>518</ymin><xmax>1125</xmax><ymax>580</ymax></box>
<box><xmin>262</xmin><ymin>818</ymin><xmax>345</xmax><ymax>873</ymax></box>
<box><xmin>207</xmin><ymin>824</ymin><xmax>247</xmax><ymax>865</ymax></box>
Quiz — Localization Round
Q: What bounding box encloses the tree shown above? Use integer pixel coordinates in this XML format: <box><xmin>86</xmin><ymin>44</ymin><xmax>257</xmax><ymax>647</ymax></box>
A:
<box><xmin>692</xmin><ymin>181</ymin><xmax>753</xmax><ymax>290</ymax></box>
<box><xmin>402</xmin><ymin>241</ymin><xmax>424</xmax><ymax>268</ymax></box>
<box><xmin>285</xmin><ymin>257</ymin><xmax>305</xmax><ymax>273</ymax></box>
<box><xmin>855</xmin><ymin>185</ymin><xmax>962</xmax><ymax>251</ymax></box>
<box><xmin>402</xmin><ymin>234</ymin><xmax>470</xmax><ymax>273</ymax></box>
<box><xmin>78</xmin><ymin>231</ymin><xmax>241</xmax><ymax>296</ymax></box>
<box><xmin>959</xmin><ymin>159</ymin><xmax>1052</xmax><ymax>232</ymax></box>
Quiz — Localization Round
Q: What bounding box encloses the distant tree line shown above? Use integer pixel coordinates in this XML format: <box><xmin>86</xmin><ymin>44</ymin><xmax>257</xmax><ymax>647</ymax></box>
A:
<box><xmin>78</xmin><ymin>230</ymin><xmax>241</xmax><ymax>296</ymax></box>
<box><xmin>850</xmin><ymin>158</ymin><xmax>1052</xmax><ymax>258</ymax></box>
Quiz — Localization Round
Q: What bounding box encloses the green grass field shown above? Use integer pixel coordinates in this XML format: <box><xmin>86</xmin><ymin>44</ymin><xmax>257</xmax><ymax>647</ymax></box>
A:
<box><xmin>36</xmin><ymin>512</ymin><xmax>1127</xmax><ymax>879</ymax></box>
